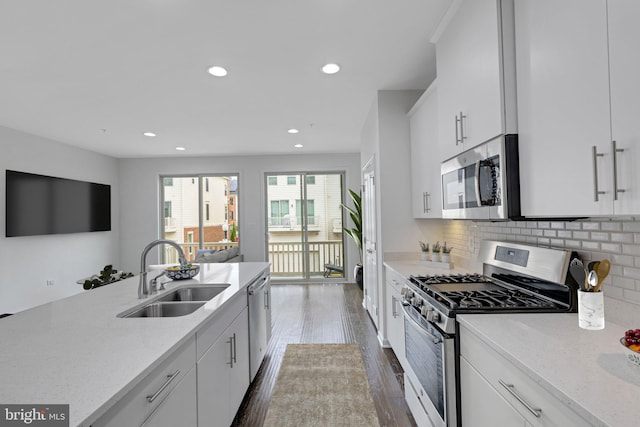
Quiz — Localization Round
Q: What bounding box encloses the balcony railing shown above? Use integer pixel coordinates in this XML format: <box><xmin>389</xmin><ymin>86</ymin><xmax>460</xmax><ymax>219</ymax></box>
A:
<box><xmin>268</xmin><ymin>216</ymin><xmax>320</xmax><ymax>229</ymax></box>
<box><xmin>162</xmin><ymin>240</ymin><xmax>344</xmax><ymax>278</ymax></box>
<box><xmin>268</xmin><ymin>240</ymin><xmax>343</xmax><ymax>277</ymax></box>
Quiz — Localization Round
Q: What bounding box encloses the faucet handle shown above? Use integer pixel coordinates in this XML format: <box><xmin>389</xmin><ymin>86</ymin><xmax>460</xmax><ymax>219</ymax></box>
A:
<box><xmin>149</xmin><ymin>271</ymin><xmax>165</xmax><ymax>294</ymax></box>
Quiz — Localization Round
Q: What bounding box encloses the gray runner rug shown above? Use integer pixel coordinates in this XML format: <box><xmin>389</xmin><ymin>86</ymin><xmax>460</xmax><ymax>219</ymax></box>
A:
<box><xmin>263</xmin><ymin>343</ymin><xmax>380</xmax><ymax>427</ymax></box>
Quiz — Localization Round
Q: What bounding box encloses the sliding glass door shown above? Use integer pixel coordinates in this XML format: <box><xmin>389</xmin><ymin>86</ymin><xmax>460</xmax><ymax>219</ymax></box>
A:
<box><xmin>266</xmin><ymin>172</ymin><xmax>345</xmax><ymax>280</ymax></box>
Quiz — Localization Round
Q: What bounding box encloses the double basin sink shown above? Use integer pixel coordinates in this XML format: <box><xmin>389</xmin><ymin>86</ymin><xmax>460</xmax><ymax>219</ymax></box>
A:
<box><xmin>118</xmin><ymin>284</ymin><xmax>230</xmax><ymax>318</ymax></box>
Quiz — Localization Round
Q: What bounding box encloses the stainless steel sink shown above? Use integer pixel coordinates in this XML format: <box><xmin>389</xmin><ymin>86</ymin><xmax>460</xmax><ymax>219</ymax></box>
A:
<box><xmin>120</xmin><ymin>301</ymin><xmax>206</xmax><ymax>318</ymax></box>
<box><xmin>117</xmin><ymin>284</ymin><xmax>230</xmax><ymax>318</ymax></box>
<box><xmin>157</xmin><ymin>285</ymin><xmax>230</xmax><ymax>302</ymax></box>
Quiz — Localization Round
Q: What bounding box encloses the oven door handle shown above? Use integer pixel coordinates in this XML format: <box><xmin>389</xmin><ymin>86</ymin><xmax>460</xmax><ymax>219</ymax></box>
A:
<box><xmin>401</xmin><ymin>303</ymin><xmax>442</xmax><ymax>344</ymax></box>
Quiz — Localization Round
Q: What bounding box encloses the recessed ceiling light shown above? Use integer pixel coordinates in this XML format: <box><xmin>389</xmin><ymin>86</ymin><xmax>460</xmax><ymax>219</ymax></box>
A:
<box><xmin>322</xmin><ymin>63</ymin><xmax>340</xmax><ymax>74</ymax></box>
<box><xmin>288</xmin><ymin>128</ymin><xmax>299</xmax><ymax>134</ymax></box>
<box><xmin>143</xmin><ymin>132</ymin><xmax>156</xmax><ymax>137</ymax></box>
<box><xmin>176</xmin><ymin>147</ymin><xmax>186</xmax><ymax>151</ymax></box>
<box><xmin>208</xmin><ymin>66</ymin><xmax>228</xmax><ymax>77</ymax></box>
<box><xmin>294</xmin><ymin>144</ymin><xmax>303</xmax><ymax>148</ymax></box>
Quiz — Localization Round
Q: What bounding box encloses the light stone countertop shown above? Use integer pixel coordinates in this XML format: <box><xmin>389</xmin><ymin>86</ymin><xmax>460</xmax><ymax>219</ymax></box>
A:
<box><xmin>0</xmin><ymin>262</ymin><xmax>269</xmax><ymax>427</ymax></box>
<box><xmin>458</xmin><ymin>313</ymin><xmax>640</xmax><ymax>427</ymax></box>
<box><xmin>384</xmin><ymin>259</ymin><xmax>474</xmax><ymax>278</ymax></box>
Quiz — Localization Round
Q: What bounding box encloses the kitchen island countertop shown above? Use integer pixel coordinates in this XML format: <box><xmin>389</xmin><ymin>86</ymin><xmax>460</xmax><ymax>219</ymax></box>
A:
<box><xmin>0</xmin><ymin>262</ymin><xmax>269</xmax><ymax>426</ymax></box>
<box><xmin>458</xmin><ymin>312</ymin><xmax>640</xmax><ymax>427</ymax></box>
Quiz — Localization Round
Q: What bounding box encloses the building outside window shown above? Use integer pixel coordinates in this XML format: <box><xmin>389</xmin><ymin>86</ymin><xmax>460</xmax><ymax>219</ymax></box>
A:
<box><xmin>287</xmin><ymin>176</ymin><xmax>296</xmax><ymax>185</ymax></box>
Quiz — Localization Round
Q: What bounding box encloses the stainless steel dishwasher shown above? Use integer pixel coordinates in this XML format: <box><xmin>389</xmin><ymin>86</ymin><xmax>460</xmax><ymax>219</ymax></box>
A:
<box><xmin>247</xmin><ymin>270</ymin><xmax>271</xmax><ymax>381</ymax></box>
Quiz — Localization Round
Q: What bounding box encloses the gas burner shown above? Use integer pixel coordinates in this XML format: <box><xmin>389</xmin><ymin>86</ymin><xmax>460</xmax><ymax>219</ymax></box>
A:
<box><xmin>412</xmin><ymin>273</ymin><xmax>493</xmax><ymax>285</ymax></box>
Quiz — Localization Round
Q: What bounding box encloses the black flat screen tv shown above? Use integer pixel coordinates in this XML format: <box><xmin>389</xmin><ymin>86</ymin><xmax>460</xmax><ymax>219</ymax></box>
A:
<box><xmin>5</xmin><ymin>170</ymin><xmax>111</xmax><ymax>237</ymax></box>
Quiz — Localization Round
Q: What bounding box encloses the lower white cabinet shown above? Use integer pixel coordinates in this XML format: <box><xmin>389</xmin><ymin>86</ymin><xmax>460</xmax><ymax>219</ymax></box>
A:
<box><xmin>459</xmin><ymin>325</ymin><xmax>590</xmax><ymax>426</ymax></box>
<box><xmin>93</xmin><ymin>338</ymin><xmax>197</xmax><ymax>427</ymax></box>
<box><xmin>384</xmin><ymin>266</ymin><xmax>406</xmax><ymax>368</ymax></box>
<box><xmin>142</xmin><ymin>367</ymin><xmax>198</xmax><ymax>427</ymax></box>
<box><xmin>460</xmin><ymin>357</ymin><xmax>529</xmax><ymax>427</ymax></box>
<box><xmin>197</xmin><ymin>299</ymin><xmax>249</xmax><ymax>427</ymax></box>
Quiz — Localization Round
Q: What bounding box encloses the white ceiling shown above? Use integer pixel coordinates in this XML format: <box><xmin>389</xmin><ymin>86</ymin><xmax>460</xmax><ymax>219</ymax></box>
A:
<box><xmin>0</xmin><ymin>0</ymin><xmax>451</xmax><ymax>159</ymax></box>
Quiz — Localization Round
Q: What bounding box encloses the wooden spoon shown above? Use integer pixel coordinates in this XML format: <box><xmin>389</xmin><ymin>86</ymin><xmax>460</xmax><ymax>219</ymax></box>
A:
<box><xmin>593</xmin><ymin>259</ymin><xmax>611</xmax><ymax>293</ymax></box>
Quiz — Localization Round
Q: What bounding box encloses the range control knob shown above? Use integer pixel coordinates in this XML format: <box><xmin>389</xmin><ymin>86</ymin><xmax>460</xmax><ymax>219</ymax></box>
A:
<box><xmin>426</xmin><ymin>310</ymin><xmax>440</xmax><ymax>322</ymax></box>
<box><xmin>411</xmin><ymin>296</ymin><xmax>422</xmax><ymax>307</ymax></box>
<box><xmin>420</xmin><ymin>305</ymin><xmax>431</xmax><ymax>317</ymax></box>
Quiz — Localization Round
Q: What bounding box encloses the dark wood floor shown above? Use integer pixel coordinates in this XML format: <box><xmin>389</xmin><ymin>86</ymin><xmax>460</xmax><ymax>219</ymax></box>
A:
<box><xmin>231</xmin><ymin>282</ymin><xmax>417</xmax><ymax>427</ymax></box>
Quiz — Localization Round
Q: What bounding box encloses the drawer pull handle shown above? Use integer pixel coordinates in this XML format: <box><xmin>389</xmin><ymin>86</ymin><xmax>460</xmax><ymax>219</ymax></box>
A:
<box><xmin>499</xmin><ymin>380</ymin><xmax>542</xmax><ymax>418</ymax></box>
<box><xmin>146</xmin><ymin>369</ymin><xmax>180</xmax><ymax>403</ymax></box>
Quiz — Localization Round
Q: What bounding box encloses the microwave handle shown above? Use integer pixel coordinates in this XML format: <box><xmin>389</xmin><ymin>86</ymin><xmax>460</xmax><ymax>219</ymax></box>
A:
<box><xmin>474</xmin><ymin>160</ymin><xmax>482</xmax><ymax>206</ymax></box>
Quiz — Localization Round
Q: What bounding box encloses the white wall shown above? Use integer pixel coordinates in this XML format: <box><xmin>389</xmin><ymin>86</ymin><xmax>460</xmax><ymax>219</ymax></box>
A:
<box><xmin>118</xmin><ymin>153</ymin><xmax>362</xmax><ymax>278</ymax></box>
<box><xmin>0</xmin><ymin>126</ymin><xmax>120</xmax><ymax>314</ymax></box>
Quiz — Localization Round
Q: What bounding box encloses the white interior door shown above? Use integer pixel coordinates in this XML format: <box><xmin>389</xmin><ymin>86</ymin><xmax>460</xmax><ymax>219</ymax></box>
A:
<box><xmin>362</xmin><ymin>161</ymin><xmax>378</xmax><ymax>327</ymax></box>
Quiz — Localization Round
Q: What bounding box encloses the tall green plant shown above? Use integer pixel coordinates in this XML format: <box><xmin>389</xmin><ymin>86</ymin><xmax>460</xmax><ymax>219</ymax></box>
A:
<box><xmin>342</xmin><ymin>189</ymin><xmax>363</xmax><ymax>262</ymax></box>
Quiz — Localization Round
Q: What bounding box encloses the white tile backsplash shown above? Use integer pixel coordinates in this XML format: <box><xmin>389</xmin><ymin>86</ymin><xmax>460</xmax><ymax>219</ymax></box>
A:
<box><xmin>443</xmin><ymin>218</ymin><xmax>640</xmax><ymax>324</ymax></box>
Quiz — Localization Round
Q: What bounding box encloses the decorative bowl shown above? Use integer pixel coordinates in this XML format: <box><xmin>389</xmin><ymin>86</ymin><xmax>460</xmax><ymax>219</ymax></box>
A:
<box><xmin>164</xmin><ymin>264</ymin><xmax>200</xmax><ymax>280</ymax></box>
<box><xmin>620</xmin><ymin>337</ymin><xmax>640</xmax><ymax>367</ymax></box>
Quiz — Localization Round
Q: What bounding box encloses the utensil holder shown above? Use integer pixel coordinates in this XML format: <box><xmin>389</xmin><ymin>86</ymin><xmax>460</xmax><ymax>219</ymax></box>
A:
<box><xmin>578</xmin><ymin>290</ymin><xmax>605</xmax><ymax>330</ymax></box>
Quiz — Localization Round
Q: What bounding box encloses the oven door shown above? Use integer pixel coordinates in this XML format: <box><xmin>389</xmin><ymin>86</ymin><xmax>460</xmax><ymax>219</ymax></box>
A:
<box><xmin>402</xmin><ymin>303</ymin><xmax>457</xmax><ymax>427</ymax></box>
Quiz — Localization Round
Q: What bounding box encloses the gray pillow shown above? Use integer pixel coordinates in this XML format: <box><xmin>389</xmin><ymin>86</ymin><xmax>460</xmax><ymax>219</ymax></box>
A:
<box><xmin>227</xmin><ymin>246</ymin><xmax>239</xmax><ymax>258</ymax></box>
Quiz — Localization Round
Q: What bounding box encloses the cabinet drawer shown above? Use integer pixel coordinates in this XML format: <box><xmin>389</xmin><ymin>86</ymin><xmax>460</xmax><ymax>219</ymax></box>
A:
<box><xmin>94</xmin><ymin>337</ymin><xmax>196</xmax><ymax>427</ymax></box>
<box><xmin>196</xmin><ymin>291</ymin><xmax>247</xmax><ymax>359</ymax></box>
<box><xmin>459</xmin><ymin>326</ymin><xmax>589</xmax><ymax>426</ymax></box>
<box><xmin>385</xmin><ymin>267</ymin><xmax>407</xmax><ymax>292</ymax></box>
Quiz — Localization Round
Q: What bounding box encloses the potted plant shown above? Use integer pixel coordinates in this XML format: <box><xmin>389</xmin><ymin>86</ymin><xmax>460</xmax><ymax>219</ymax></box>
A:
<box><xmin>442</xmin><ymin>242</ymin><xmax>453</xmax><ymax>263</ymax></box>
<box><xmin>83</xmin><ymin>265</ymin><xmax>134</xmax><ymax>290</ymax></box>
<box><xmin>342</xmin><ymin>189</ymin><xmax>363</xmax><ymax>289</ymax></box>
<box><xmin>432</xmin><ymin>241</ymin><xmax>441</xmax><ymax>262</ymax></box>
<box><xmin>419</xmin><ymin>241</ymin><xmax>430</xmax><ymax>261</ymax></box>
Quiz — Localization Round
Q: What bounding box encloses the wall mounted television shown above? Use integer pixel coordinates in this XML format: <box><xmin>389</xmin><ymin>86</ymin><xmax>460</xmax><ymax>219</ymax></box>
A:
<box><xmin>5</xmin><ymin>170</ymin><xmax>111</xmax><ymax>237</ymax></box>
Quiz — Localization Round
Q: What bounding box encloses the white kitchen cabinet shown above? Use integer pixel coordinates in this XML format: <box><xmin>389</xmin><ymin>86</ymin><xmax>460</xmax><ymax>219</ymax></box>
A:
<box><xmin>460</xmin><ymin>357</ymin><xmax>529</xmax><ymax>427</ymax></box>
<box><xmin>516</xmin><ymin>0</ymin><xmax>640</xmax><ymax>217</ymax></box>
<box><xmin>515</xmin><ymin>0</ymin><xmax>612</xmax><ymax>217</ymax></box>
<box><xmin>197</xmin><ymin>298</ymin><xmax>249</xmax><ymax>427</ymax></box>
<box><xmin>141</xmin><ymin>367</ymin><xmax>198</xmax><ymax>427</ymax></box>
<box><xmin>93</xmin><ymin>338</ymin><xmax>197</xmax><ymax>427</ymax></box>
<box><xmin>459</xmin><ymin>325</ymin><xmax>590</xmax><ymax>426</ymax></box>
<box><xmin>409</xmin><ymin>82</ymin><xmax>442</xmax><ymax>219</ymax></box>
<box><xmin>384</xmin><ymin>266</ymin><xmax>406</xmax><ymax>368</ymax></box>
<box><xmin>608</xmin><ymin>0</ymin><xmax>640</xmax><ymax>215</ymax></box>
<box><xmin>435</xmin><ymin>0</ymin><xmax>517</xmax><ymax>161</ymax></box>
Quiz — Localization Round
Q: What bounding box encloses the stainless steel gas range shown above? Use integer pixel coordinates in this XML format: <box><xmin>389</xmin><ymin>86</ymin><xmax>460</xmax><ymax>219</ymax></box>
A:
<box><xmin>400</xmin><ymin>240</ymin><xmax>578</xmax><ymax>427</ymax></box>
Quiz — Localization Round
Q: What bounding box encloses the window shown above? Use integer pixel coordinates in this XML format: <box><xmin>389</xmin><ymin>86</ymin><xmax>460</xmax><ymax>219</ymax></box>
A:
<box><xmin>296</xmin><ymin>199</ymin><xmax>315</xmax><ymax>225</ymax></box>
<box><xmin>268</xmin><ymin>176</ymin><xmax>277</xmax><ymax>186</ymax></box>
<box><xmin>287</xmin><ymin>176</ymin><xmax>296</xmax><ymax>185</ymax></box>
<box><xmin>230</xmin><ymin>197</ymin><xmax>234</xmax><ymax>205</ymax></box>
<box><xmin>271</xmin><ymin>200</ymin><xmax>289</xmax><ymax>226</ymax></box>
<box><xmin>306</xmin><ymin>175</ymin><xmax>315</xmax><ymax>185</ymax></box>
<box><xmin>161</xmin><ymin>175</ymin><xmax>239</xmax><ymax>263</ymax></box>
<box><xmin>187</xmin><ymin>232</ymin><xmax>194</xmax><ymax>256</ymax></box>
<box><xmin>230</xmin><ymin>211</ymin><xmax>234</xmax><ymax>220</ymax></box>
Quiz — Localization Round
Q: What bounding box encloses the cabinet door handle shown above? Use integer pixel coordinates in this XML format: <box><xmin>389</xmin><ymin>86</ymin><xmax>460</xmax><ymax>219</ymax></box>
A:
<box><xmin>592</xmin><ymin>146</ymin><xmax>606</xmax><ymax>202</ymax></box>
<box><xmin>391</xmin><ymin>296</ymin><xmax>397</xmax><ymax>318</ymax></box>
<box><xmin>264</xmin><ymin>289</ymin><xmax>270</xmax><ymax>309</ymax></box>
<box><xmin>460</xmin><ymin>112</ymin><xmax>467</xmax><ymax>143</ymax></box>
<box><xmin>612</xmin><ymin>140</ymin><xmax>625</xmax><ymax>200</ymax></box>
<box><xmin>498</xmin><ymin>380</ymin><xmax>542</xmax><ymax>418</ymax></box>
<box><xmin>227</xmin><ymin>334</ymin><xmax>236</xmax><ymax>368</ymax></box>
<box><xmin>146</xmin><ymin>369</ymin><xmax>180</xmax><ymax>403</ymax></box>
<box><xmin>455</xmin><ymin>114</ymin><xmax>461</xmax><ymax>145</ymax></box>
<box><xmin>424</xmin><ymin>192</ymin><xmax>431</xmax><ymax>213</ymax></box>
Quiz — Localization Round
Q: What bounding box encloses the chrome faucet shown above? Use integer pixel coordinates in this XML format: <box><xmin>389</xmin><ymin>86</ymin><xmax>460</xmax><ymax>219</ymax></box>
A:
<box><xmin>139</xmin><ymin>239</ymin><xmax>188</xmax><ymax>299</ymax></box>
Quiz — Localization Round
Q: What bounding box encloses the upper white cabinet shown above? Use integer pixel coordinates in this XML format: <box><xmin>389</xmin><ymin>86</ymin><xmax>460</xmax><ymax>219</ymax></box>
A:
<box><xmin>608</xmin><ymin>0</ymin><xmax>640</xmax><ymax>215</ymax></box>
<box><xmin>435</xmin><ymin>0</ymin><xmax>517</xmax><ymax>161</ymax></box>
<box><xmin>516</xmin><ymin>0</ymin><xmax>640</xmax><ymax>217</ymax></box>
<box><xmin>409</xmin><ymin>82</ymin><xmax>442</xmax><ymax>219</ymax></box>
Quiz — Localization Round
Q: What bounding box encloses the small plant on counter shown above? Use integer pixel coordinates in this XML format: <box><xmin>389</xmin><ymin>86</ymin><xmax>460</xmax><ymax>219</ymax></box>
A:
<box><xmin>432</xmin><ymin>241</ymin><xmax>441</xmax><ymax>254</ymax></box>
<box><xmin>442</xmin><ymin>242</ymin><xmax>453</xmax><ymax>254</ymax></box>
<box><xmin>419</xmin><ymin>241</ymin><xmax>430</xmax><ymax>252</ymax></box>
<box><xmin>83</xmin><ymin>265</ymin><xmax>134</xmax><ymax>290</ymax></box>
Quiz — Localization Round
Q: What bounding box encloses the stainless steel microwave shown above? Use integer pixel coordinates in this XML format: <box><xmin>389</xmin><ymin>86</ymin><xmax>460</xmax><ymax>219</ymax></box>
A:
<box><xmin>441</xmin><ymin>135</ymin><xmax>521</xmax><ymax>220</ymax></box>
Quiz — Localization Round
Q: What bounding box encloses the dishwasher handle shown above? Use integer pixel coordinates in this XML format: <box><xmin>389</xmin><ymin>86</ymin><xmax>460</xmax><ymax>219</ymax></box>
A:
<box><xmin>248</xmin><ymin>274</ymin><xmax>269</xmax><ymax>295</ymax></box>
